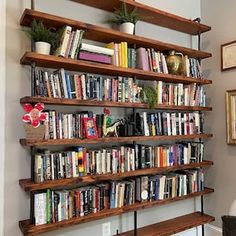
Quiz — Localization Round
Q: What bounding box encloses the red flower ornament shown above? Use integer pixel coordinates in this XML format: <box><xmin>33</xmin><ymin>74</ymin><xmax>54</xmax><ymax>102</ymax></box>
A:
<box><xmin>22</xmin><ymin>103</ymin><xmax>47</xmax><ymax>128</ymax></box>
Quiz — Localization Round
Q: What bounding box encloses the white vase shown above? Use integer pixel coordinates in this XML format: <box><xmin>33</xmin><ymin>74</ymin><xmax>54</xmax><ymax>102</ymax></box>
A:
<box><xmin>35</xmin><ymin>42</ymin><xmax>51</xmax><ymax>55</ymax></box>
<box><xmin>119</xmin><ymin>22</ymin><xmax>135</xmax><ymax>34</ymax></box>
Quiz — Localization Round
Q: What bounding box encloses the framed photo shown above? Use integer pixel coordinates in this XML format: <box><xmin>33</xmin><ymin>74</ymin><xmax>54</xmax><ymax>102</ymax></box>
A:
<box><xmin>82</xmin><ymin>117</ymin><xmax>98</xmax><ymax>139</ymax></box>
<box><xmin>221</xmin><ymin>41</ymin><xmax>236</xmax><ymax>71</ymax></box>
<box><xmin>226</xmin><ymin>90</ymin><xmax>236</xmax><ymax>144</ymax></box>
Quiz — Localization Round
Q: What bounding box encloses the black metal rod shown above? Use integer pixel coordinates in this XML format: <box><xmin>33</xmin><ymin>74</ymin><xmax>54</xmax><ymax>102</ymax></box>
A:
<box><xmin>31</xmin><ymin>62</ymin><xmax>36</xmax><ymax>96</ymax></box>
<box><xmin>30</xmin><ymin>146</ymin><xmax>36</xmax><ymax>181</ymax></box>
<box><xmin>31</xmin><ymin>0</ymin><xmax>35</xmax><ymax>10</ymax></box>
<box><xmin>134</xmin><ymin>210</ymin><xmax>137</xmax><ymax>236</ymax></box>
<box><xmin>30</xmin><ymin>192</ymin><xmax>35</xmax><ymax>224</ymax></box>
<box><xmin>201</xmin><ymin>195</ymin><xmax>204</xmax><ymax>214</ymax></box>
<box><xmin>202</xmin><ymin>224</ymin><xmax>205</xmax><ymax>236</ymax></box>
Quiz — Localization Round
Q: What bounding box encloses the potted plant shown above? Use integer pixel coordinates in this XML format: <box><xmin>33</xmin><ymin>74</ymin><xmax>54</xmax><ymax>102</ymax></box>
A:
<box><xmin>140</xmin><ymin>86</ymin><xmax>158</xmax><ymax>108</ymax></box>
<box><xmin>107</xmin><ymin>2</ymin><xmax>139</xmax><ymax>34</ymax></box>
<box><xmin>25</xmin><ymin>19</ymin><xmax>58</xmax><ymax>55</ymax></box>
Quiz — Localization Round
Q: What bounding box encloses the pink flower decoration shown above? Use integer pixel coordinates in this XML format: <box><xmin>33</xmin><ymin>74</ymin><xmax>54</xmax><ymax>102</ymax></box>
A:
<box><xmin>22</xmin><ymin>103</ymin><xmax>47</xmax><ymax>128</ymax></box>
<box><xmin>104</xmin><ymin>108</ymin><xmax>110</xmax><ymax>115</ymax></box>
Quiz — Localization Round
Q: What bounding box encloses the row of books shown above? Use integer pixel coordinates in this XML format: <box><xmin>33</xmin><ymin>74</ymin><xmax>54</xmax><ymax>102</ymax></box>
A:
<box><xmin>34</xmin><ymin>169</ymin><xmax>204</xmax><ymax>225</ymax></box>
<box><xmin>54</xmin><ymin>27</ymin><xmax>202</xmax><ymax>79</ymax></box>
<box><xmin>54</xmin><ymin>26</ymin><xmax>84</xmax><ymax>59</ymax></box>
<box><xmin>45</xmin><ymin>110</ymin><xmax>97</xmax><ymax>140</ymax></box>
<box><xmin>34</xmin><ymin>69</ymin><xmax>142</xmax><ymax>103</ymax></box>
<box><xmin>107</xmin><ymin>43</ymin><xmax>202</xmax><ymax>79</ymax></box>
<box><xmin>136</xmin><ymin>111</ymin><xmax>203</xmax><ymax>136</ymax></box>
<box><xmin>34</xmin><ymin>142</ymin><xmax>204</xmax><ymax>183</ymax></box>
<box><xmin>155</xmin><ymin>81</ymin><xmax>206</xmax><ymax>107</ymax></box>
<box><xmin>43</xmin><ymin>110</ymin><xmax>203</xmax><ymax>140</ymax></box>
<box><xmin>106</xmin><ymin>42</ymin><xmax>135</xmax><ymax>68</ymax></box>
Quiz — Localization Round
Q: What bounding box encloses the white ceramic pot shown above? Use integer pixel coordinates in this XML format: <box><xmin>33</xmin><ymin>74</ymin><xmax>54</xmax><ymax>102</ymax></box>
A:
<box><xmin>35</xmin><ymin>42</ymin><xmax>51</xmax><ymax>55</ymax></box>
<box><xmin>119</xmin><ymin>22</ymin><xmax>135</xmax><ymax>34</ymax></box>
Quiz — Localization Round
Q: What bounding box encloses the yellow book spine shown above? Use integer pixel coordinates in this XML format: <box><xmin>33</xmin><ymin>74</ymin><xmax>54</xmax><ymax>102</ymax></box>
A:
<box><xmin>118</xmin><ymin>43</ymin><xmax>122</xmax><ymax>67</ymax></box>
<box><xmin>124</xmin><ymin>42</ymin><xmax>128</xmax><ymax>68</ymax></box>
<box><xmin>121</xmin><ymin>42</ymin><xmax>125</xmax><ymax>67</ymax></box>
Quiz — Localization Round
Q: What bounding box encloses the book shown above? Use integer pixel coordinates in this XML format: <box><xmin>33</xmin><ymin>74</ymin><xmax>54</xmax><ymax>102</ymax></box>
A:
<box><xmin>54</xmin><ymin>26</ymin><xmax>72</xmax><ymax>57</ymax></box>
<box><xmin>81</xmin><ymin>43</ymin><xmax>114</xmax><ymax>56</ymax></box>
<box><xmin>78</xmin><ymin>51</ymin><xmax>112</xmax><ymax>64</ymax></box>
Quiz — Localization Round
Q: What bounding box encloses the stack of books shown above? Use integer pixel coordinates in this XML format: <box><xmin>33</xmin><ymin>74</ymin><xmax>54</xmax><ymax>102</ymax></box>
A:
<box><xmin>78</xmin><ymin>43</ymin><xmax>114</xmax><ymax>64</ymax></box>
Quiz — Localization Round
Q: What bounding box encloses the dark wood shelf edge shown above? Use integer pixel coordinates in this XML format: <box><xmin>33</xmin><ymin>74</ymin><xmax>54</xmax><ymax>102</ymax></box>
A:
<box><xmin>19</xmin><ymin>160</ymin><xmax>213</xmax><ymax>192</ymax></box>
<box><xmin>72</xmin><ymin>0</ymin><xmax>211</xmax><ymax>35</ymax></box>
<box><xmin>20</xmin><ymin>96</ymin><xmax>212</xmax><ymax>111</ymax></box>
<box><xmin>118</xmin><ymin>212</ymin><xmax>215</xmax><ymax>236</ymax></box>
<box><xmin>18</xmin><ymin>188</ymin><xmax>214</xmax><ymax>236</ymax></box>
<box><xmin>20</xmin><ymin>52</ymin><xmax>212</xmax><ymax>85</ymax></box>
<box><xmin>19</xmin><ymin>134</ymin><xmax>213</xmax><ymax>147</ymax></box>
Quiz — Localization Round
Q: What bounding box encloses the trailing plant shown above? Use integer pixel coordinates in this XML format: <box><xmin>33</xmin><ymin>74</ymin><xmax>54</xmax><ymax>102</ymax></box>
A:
<box><xmin>25</xmin><ymin>19</ymin><xmax>58</xmax><ymax>48</ymax></box>
<box><xmin>140</xmin><ymin>86</ymin><xmax>158</xmax><ymax>108</ymax></box>
<box><xmin>106</xmin><ymin>2</ymin><xmax>139</xmax><ymax>25</ymax></box>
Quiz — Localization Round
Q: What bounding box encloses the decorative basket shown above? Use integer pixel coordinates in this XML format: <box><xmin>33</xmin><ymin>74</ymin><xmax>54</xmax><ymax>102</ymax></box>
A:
<box><xmin>23</xmin><ymin>123</ymin><xmax>46</xmax><ymax>139</ymax></box>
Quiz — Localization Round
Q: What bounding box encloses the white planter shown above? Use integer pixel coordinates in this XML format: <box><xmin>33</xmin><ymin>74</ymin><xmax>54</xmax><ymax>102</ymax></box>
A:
<box><xmin>119</xmin><ymin>22</ymin><xmax>135</xmax><ymax>34</ymax></box>
<box><xmin>35</xmin><ymin>42</ymin><xmax>51</xmax><ymax>55</ymax></box>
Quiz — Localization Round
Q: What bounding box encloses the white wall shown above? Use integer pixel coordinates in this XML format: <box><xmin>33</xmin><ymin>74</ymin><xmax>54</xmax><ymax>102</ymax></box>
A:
<box><xmin>4</xmin><ymin>0</ymin><xmax>204</xmax><ymax>235</ymax></box>
<box><xmin>201</xmin><ymin>0</ymin><xmax>236</xmax><ymax>228</ymax></box>
<box><xmin>0</xmin><ymin>0</ymin><xmax>6</xmax><ymax>235</ymax></box>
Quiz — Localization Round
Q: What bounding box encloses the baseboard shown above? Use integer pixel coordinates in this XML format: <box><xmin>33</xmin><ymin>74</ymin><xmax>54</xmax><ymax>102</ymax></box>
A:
<box><xmin>205</xmin><ymin>223</ymin><xmax>222</xmax><ymax>236</ymax></box>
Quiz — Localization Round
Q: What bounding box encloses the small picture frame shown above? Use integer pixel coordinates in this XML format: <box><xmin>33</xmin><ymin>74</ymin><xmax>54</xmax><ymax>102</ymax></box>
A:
<box><xmin>226</xmin><ymin>90</ymin><xmax>236</xmax><ymax>144</ymax></box>
<box><xmin>221</xmin><ymin>41</ymin><xmax>236</xmax><ymax>71</ymax></box>
<box><xmin>82</xmin><ymin>117</ymin><xmax>98</xmax><ymax>139</ymax></box>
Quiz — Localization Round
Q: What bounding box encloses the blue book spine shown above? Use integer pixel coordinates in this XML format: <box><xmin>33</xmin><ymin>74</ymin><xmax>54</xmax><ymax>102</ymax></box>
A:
<box><xmin>66</xmin><ymin>74</ymin><xmax>72</xmax><ymax>99</ymax></box>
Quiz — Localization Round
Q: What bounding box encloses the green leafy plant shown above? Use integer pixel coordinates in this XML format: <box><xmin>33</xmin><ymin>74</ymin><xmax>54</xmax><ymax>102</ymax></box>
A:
<box><xmin>140</xmin><ymin>86</ymin><xmax>158</xmax><ymax>108</ymax></box>
<box><xmin>25</xmin><ymin>19</ymin><xmax>58</xmax><ymax>48</ymax></box>
<box><xmin>107</xmin><ymin>2</ymin><xmax>139</xmax><ymax>25</ymax></box>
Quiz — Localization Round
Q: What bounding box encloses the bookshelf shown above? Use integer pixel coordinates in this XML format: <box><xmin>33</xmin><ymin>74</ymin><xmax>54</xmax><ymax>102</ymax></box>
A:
<box><xmin>20</xmin><ymin>9</ymin><xmax>211</xmax><ymax>59</ymax></box>
<box><xmin>21</xmin><ymin>96</ymin><xmax>213</xmax><ymax>111</ymax></box>
<box><xmin>18</xmin><ymin>1</ymin><xmax>214</xmax><ymax>236</ymax></box>
<box><xmin>19</xmin><ymin>189</ymin><xmax>214</xmax><ymax>236</ymax></box>
<box><xmin>20</xmin><ymin>134</ymin><xmax>213</xmax><ymax>147</ymax></box>
<box><xmin>71</xmin><ymin>0</ymin><xmax>211</xmax><ymax>35</ymax></box>
<box><xmin>20</xmin><ymin>161</ymin><xmax>213</xmax><ymax>192</ymax></box>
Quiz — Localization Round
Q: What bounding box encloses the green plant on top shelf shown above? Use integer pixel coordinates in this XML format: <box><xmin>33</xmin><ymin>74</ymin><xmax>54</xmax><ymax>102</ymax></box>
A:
<box><xmin>25</xmin><ymin>19</ymin><xmax>59</xmax><ymax>55</ymax></box>
<box><xmin>106</xmin><ymin>2</ymin><xmax>139</xmax><ymax>34</ymax></box>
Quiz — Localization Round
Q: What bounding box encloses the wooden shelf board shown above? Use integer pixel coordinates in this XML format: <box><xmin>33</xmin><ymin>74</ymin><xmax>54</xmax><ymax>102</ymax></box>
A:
<box><xmin>119</xmin><ymin>212</ymin><xmax>215</xmax><ymax>236</ymax></box>
<box><xmin>20</xmin><ymin>9</ymin><xmax>211</xmax><ymax>59</ymax></box>
<box><xmin>19</xmin><ymin>188</ymin><xmax>214</xmax><ymax>236</ymax></box>
<box><xmin>71</xmin><ymin>0</ymin><xmax>211</xmax><ymax>35</ymax></box>
<box><xmin>20</xmin><ymin>96</ymin><xmax>212</xmax><ymax>111</ymax></box>
<box><xmin>21</xmin><ymin>52</ymin><xmax>212</xmax><ymax>85</ymax></box>
<box><xmin>20</xmin><ymin>133</ymin><xmax>213</xmax><ymax>147</ymax></box>
<box><xmin>19</xmin><ymin>160</ymin><xmax>213</xmax><ymax>192</ymax></box>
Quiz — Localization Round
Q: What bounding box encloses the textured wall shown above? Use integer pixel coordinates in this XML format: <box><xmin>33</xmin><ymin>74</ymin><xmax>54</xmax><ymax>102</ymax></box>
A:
<box><xmin>4</xmin><ymin>0</ymin><xmax>202</xmax><ymax>235</ymax></box>
<box><xmin>201</xmin><ymin>0</ymin><xmax>236</xmax><ymax>228</ymax></box>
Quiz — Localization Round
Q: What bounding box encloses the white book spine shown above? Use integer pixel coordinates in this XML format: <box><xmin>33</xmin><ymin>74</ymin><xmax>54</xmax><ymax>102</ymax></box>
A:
<box><xmin>81</xmin><ymin>43</ymin><xmax>114</xmax><ymax>56</ymax></box>
<box><xmin>56</xmin><ymin>26</ymin><xmax>72</xmax><ymax>57</ymax></box>
<box><xmin>34</xmin><ymin>193</ymin><xmax>47</xmax><ymax>225</ymax></box>
<box><xmin>143</xmin><ymin>112</ymin><xmax>150</xmax><ymax>136</ymax></box>
<box><xmin>167</xmin><ymin>113</ymin><xmax>171</xmax><ymax>135</ymax></box>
